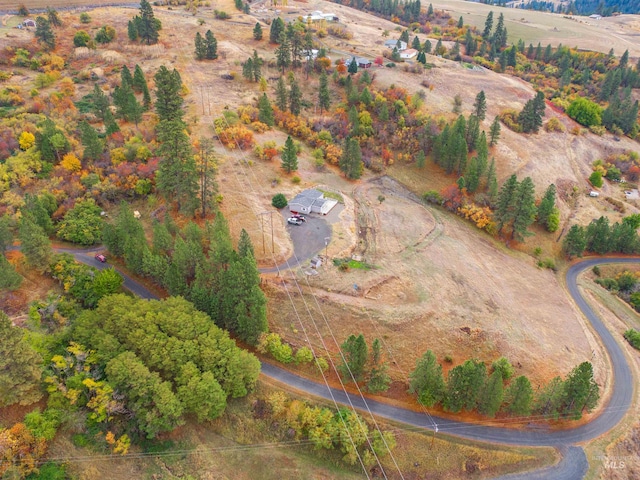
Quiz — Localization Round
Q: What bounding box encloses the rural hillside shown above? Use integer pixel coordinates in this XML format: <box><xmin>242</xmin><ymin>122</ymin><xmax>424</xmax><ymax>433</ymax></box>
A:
<box><xmin>0</xmin><ymin>0</ymin><xmax>639</xmax><ymax>479</ymax></box>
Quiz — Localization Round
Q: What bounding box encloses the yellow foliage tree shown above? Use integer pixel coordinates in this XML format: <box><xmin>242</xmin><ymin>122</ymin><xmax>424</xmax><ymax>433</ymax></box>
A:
<box><xmin>19</xmin><ymin>131</ymin><xmax>35</xmax><ymax>151</ymax></box>
<box><xmin>61</xmin><ymin>153</ymin><xmax>82</xmax><ymax>172</ymax></box>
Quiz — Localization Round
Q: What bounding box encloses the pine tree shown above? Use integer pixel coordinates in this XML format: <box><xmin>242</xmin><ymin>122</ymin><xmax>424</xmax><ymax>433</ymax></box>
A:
<box><xmin>137</xmin><ymin>0</ymin><xmax>160</xmax><ymax>45</ymax></box>
<box><xmin>275</xmin><ymin>33</ymin><xmax>291</xmax><ymax>74</ymax></box>
<box><xmin>408</xmin><ymin>350</ymin><xmax>445</xmax><ymax>407</ymax></box>
<box><xmin>537</xmin><ymin>184</ymin><xmax>556</xmax><ymax>229</ymax></box>
<box><xmin>133</xmin><ymin>65</ymin><xmax>151</xmax><ymax>109</ymax></box>
<box><xmin>348</xmin><ymin>57</ymin><xmax>358</xmax><ymax>74</ymax></box>
<box><xmin>205</xmin><ymin>30</ymin><xmax>218</xmax><ymax>59</ymax></box>
<box><xmin>424</xmin><ymin>39</ymin><xmax>432</xmax><ymax>54</ymax></box>
<box><xmin>489</xmin><ymin>116</ymin><xmax>501</xmax><ymax>146</ymax></box>
<box><xmin>318</xmin><ymin>71</ymin><xmax>331</xmax><ymax>113</ymax></box>
<box><xmin>478</xmin><ymin>371</ymin><xmax>503</xmax><ymax>417</ymax></box>
<box><xmin>465</xmin><ymin>157</ymin><xmax>481</xmax><ymax>193</ymax></box>
<box><xmin>586</xmin><ymin>216</ymin><xmax>611</xmax><ymax>254</ymax></box>
<box><xmin>128</xmin><ymin>19</ymin><xmax>138</xmax><ymax>41</ymax></box>
<box><xmin>121</xmin><ymin>65</ymin><xmax>133</xmax><ymax>88</ymax></box>
<box><xmin>0</xmin><ymin>216</ymin><xmax>12</xmax><ymax>254</ymax></box>
<box><xmin>510</xmin><ymin>176</ymin><xmax>537</xmax><ymax>241</ymax></box>
<box><xmin>0</xmin><ymin>255</ymin><xmax>22</xmax><ymax>291</ymax></box>
<box><xmin>275</xmin><ymin>77</ymin><xmax>288</xmax><ymax>111</ymax></box>
<box><xmin>338</xmin><ymin>334</ymin><xmax>368</xmax><ymax>382</ymax></box>
<box><xmin>503</xmin><ymin>375</ymin><xmax>533</xmax><ymax>415</ymax></box>
<box><xmin>444</xmin><ymin>359</ymin><xmax>487</xmax><ymax>413</ymax></box>
<box><xmin>473</xmin><ymin>90</ymin><xmax>487</xmax><ymax>121</ymax></box>
<box><xmin>35</xmin><ymin>16</ymin><xmax>55</xmax><ymax>50</ymax></box>
<box><xmin>92</xmin><ymin>84</ymin><xmax>110</xmax><ymax>120</ymax></box>
<box><xmin>280</xmin><ymin>136</ymin><xmax>298</xmax><ymax>173</ymax></box>
<box><xmin>251</xmin><ymin>50</ymin><xmax>262</xmax><ymax>82</ymax></box>
<box><xmin>561</xmin><ymin>362</ymin><xmax>599</xmax><ymax>420</ymax></box>
<box><xmin>195</xmin><ymin>32</ymin><xmax>206</xmax><ymax>60</ymax></box>
<box><xmin>466</xmin><ymin>115</ymin><xmax>480</xmax><ymax>151</ymax></box>
<box><xmin>435</xmin><ymin>39</ymin><xmax>443</xmax><ymax>56</ymax></box>
<box><xmin>482</xmin><ymin>11</ymin><xmax>493</xmax><ymax>39</ymax></box>
<box><xmin>80</xmin><ymin>121</ymin><xmax>103</xmax><ymax>161</ymax></box>
<box><xmin>18</xmin><ymin>218</ymin><xmax>51</xmax><ymax>273</ymax></box>
<box><xmin>412</xmin><ymin>36</ymin><xmax>421</xmax><ymax>50</ymax></box>
<box><xmin>495</xmin><ymin>174</ymin><xmax>519</xmax><ymax>234</ymax></box>
<box><xmin>242</xmin><ymin>57</ymin><xmax>254</xmax><ymax>81</ymax></box>
<box><xmin>154</xmin><ymin>66</ymin><xmax>184</xmax><ymax>122</ymax></box>
<box><xmin>288</xmin><ymin>75</ymin><xmax>303</xmax><ymax>115</ymax></box>
<box><xmin>340</xmin><ymin>137</ymin><xmax>363</xmax><ymax>180</ymax></box>
<box><xmin>46</xmin><ymin>7</ymin><xmax>62</xmax><ymax>27</ymax></box>
<box><xmin>563</xmin><ymin>224</ymin><xmax>586</xmax><ymax>259</ymax></box>
<box><xmin>257</xmin><ymin>93</ymin><xmax>274</xmax><ymax>126</ymax></box>
<box><xmin>253</xmin><ymin>22</ymin><xmax>263</xmax><ymax>40</ymax></box>
<box><xmin>157</xmin><ymin>120</ymin><xmax>199</xmax><ymax>216</ymax></box>
<box><xmin>416</xmin><ymin>150</ymin><xmax>426</xmax><ymax>168</ymax></box>
<box><xmin>269</xmin><ymin>17</ymin><xmax>284</xmax><ymax>44</ymax></box>
<box><xmin>367</xmin><ymin>338</ymin><xmax>391</xmax><ymax>393</ymax></box>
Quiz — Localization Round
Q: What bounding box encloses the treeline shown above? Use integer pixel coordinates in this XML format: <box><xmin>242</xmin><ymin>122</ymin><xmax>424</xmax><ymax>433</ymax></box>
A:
<box><xmin>571</xmin><ymin>0</ymin><xmax>640</xmax><ymax>15</ymax></box>
<box><xmin>409</xmin><ymin>351</ymin><xmax>599</xmax><ymax>420</ymax></box>
<box><xmin>563</xmin><ymin>214</ymin><xmax>640</xmax><ymax>258</ymax></box>
<box><xmin>103</xmin><ymin>204</ymin><xmax>268</xmax><ymax>346</ymax></box>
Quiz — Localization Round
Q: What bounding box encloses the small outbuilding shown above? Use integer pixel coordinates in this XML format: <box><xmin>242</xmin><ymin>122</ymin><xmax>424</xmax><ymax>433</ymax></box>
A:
<box><xmin>384</xmin><ymin>39</ymin><xmax>407</xmax><ymax>50</ymax></box>
<box><xmin>400</xmin><ymin>48</ymin><xmax>418</xmax><ymax>59</ymax></box>
<box><xmin>22</xmin><ymin>19</ymin><xmax>36</xmax><ymax>28</ymax></box>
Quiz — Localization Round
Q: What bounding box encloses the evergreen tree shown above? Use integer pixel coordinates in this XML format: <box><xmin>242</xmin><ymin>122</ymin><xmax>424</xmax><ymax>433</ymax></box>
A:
<box><xmin>408</xmin><ymin>350</ymin><xmax>445</xmax><ymax>407</ymax></box>
<box><xmin>157</xmin><ymin>120</ymin><xmax>199</xmax><ymax>216</ymax></box>
<box><xmin>269</xmin><ymin>17</ymin><xmax>284</xmax><ymax>44</ymax></box>
<box><xmin>46</xmin><ymin>7</ymin><xmax>62</xmax><ymax>27</ymax></box>
<box><xmin>412</xmin><ymin>36</ymin><xmax>421</xmax><ymax>50</ymax></box>
<box><xmin>128</xmin><ymin>19</ymin><xmax>138</xmax><ymax>41</ymax></box>
<box><xmin>275</xmin><ymin>77</ymin><xmax>288</xmax><ymax>111</ymax></box>
<box><xmin>0</xmin><ymin>255</ymin><xmax>22</xmax><ymax>291</ymax></box>
<box><xmin>473</xmin><ymin>90</ymin><xmax>487</xmax><ymax>121</ymax></box>
<box><xmin>483</xmin><ymin>11</ymin><xmax>494</xmax><ymax>39</ymax></box>
<box><xmin>367</xmin><ymin>338</ymin><xmax>391</xmax><ymax>393</ymax></box>
<box><xmin>242</xmin><ymin>57</ymin><xmax>254</xmax><ymax>81</ymax></box>
<box><xmin>424</xmin><ymin>39</ymin><xmax>432</xmax><ymax>54</ymax></box>
<box><xmin>121</xmin><ymin>65</ymin><xmax>133</xmax><ymax>88</ymax></box>
<box><xmin>18</xmin><ymin>218</ymin><xmax>51</xmax><ymax>273</ymax></box>
<box><xmin>465</xmin><ymin>157</ymin><xmax>481</xmax><ymax>193</ymax></box>
<box><xmin>35</xmin><ymin>16</ymin><xmax>55</xmax><ymax>50</ymax></box>
<box><xmin>476</xmin><ymin>131</ymin><xmax>488</xmax><ymax>175</ymax></box>
<box><xmin>563</xmin><ymin>224</ymin><xmax>586</xmax><ymax>259</ymax></box>
<box><xmin>205</xmin><ymin>30</ymin><xmax>218</xmax><ymax>59</ymax></box>
<box><xmin>348</xmin><ymin>57</ymin><xmax>358</xmax><ymax>74</ymax></box>
<box><xmin>495</xmin><ymin>174</ymin><xmax>519</xmax><ymax>234</ymax></box>
<box><xmin>280</xmin><ymin>136</ymin><xmax>298</xmax><ymax>173</ymax></box>
<box><xmin>275</xmin><ymin>33</ymin><xmax>291</xmax><ymax>74</ymax></box>
<box><xmin>154</xmin><ymin>66</ymin><xmax>184</xmax><ymax>122</ymax></box>
<box><xmin>253</xmin><ymin>22</ymin><xmax>263</xmax><ymax>40</ymax></box>
<box><xmin>0</xmin><ymin>312</ymin><xmax>42</xmax><ymax>407</ymax></box>
<box><xmin>133</xmin><ymin>65</ymin><xmax>151</xmax><ymax>109</ymax></box>
<box><xmin>510</xmin><ymin>176</ymin><xmax>537</xmax><ymax>241</ymax></box>
<box><xmin>561</xmin><ymin>362</ymin><xmax>599</xmax><ymax>419</ymax></box>
<box><xmin>0</xmin><ymin>216</ymin><xmax>12</xmax><ymax>254</ymax></box>
<box><xmin>586</xmin><ymin>216</ymin><xmax>611</xmax><ymax>254</ymax></box>
<box><xmin>489</xmin><ymin>115</ymin><xmax>501</xmax><ymax>146</ymax></box>
<box><xmin>137</xmin><ymin>0</ymin><xmax>160</xmax><ymax>45</ymax></box>
<box><xmin>434</xmin><ymin>39</ymin><xmax>443</xmax><ymax>56</ymax></box>
<box><xmin>478</xmin><ymin>370</ymin><xmax>503</xmax><ymax>418</ymax></box>
<box><xmin>288</xmin><ymin>75</ymin><xmax>303</xmax><ymax>115</ymax></box>
<box><xmin>251</xmin><ymin>50</ymin><xmax>262</xmax><ymax>82</ymax></box>
<box><xmin>23</xmin><ymin>194</ymin><xmax>53</xmax><ymax>235</ymax></box>
<box><xmin>535</xmin><ymin>376</ymin><xmax>566</xmax><ymax>420</ymax></box>
<box><xmin>79</xmin><ymin>121</ymin><xmax>103</xmax><ymax>161</ymax></box>
<box><xmin>195</xmin><ymin>32</ymin><xmax>206</xmax><ymax>60</ymax></box>
<box><xmin>318</xmin><ymin>71</ymin><xmax>331</xmax><ymax>113</ymax></box>
<box><xmin>92</xmin><ymin>84</ymin><xmax>110</xmax><ymax>120</ymax></box>
<box><xmin>427</xmin><ymin>3</ymin><xmax>434</xmax><ymax>17</ymax></box>
<box><xmin>537</xmin><ymin>184</ymin><xmax>556</xmax><ymax>229</ymax></box>
<box><xmin>416</xmin><ymin>150</ymin><xmax>426</xmax><ymax>169</ymax></box>
<box><xmin>466</xmin><ymin>114</ymin><xmax>480</xmax><ymax>151</ymax></box>
<box><xmin>399</xmin><ymin>29</ymin><xmax>409</xmax><ymax>43</ymax></box>
<box><xmin>503</xmin><ymin>375</ymin><xmax>533</xmax><ymax>415</ymax></box>
<box><xmin>457</xmin><ymin>15</ymin><xmax>464</xmax><ymax>28</ymax></box>
<box><xmin>340</xmin><ymin>137</ymin><xmax>364</xmax><ymax>180</ymax></box>
<box><xmin>444</xmin><ymin>359</ymin><xmax>487</xmax><ymax>413</ymax></box>
<box><xmin>338</xmin><ymin>334</ymin><xmax>368</xmax><ymax>382</ymax></box>
<box><xmin>257</xmin><ymin>93</ymin><xmax>274</xmax><ymax>126</ymax></box>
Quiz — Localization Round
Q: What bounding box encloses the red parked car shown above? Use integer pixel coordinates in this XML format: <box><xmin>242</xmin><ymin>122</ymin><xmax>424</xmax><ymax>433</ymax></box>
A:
<box><xmin>95</xmin><ymin>254</ymin><xmax>107</xmax><ymax>263</ymax></box>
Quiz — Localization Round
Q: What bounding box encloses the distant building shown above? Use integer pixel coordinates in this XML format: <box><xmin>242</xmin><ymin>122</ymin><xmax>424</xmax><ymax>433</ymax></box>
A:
<box><xmin>384</xmin><ymin>39</ymin><xmax>407</xmax><ymax>50</ymax></box>
<box><xmin>589</xmin><ymin>14</ymin><xmax>602</xmax><ymax>20</ymax></box>
<box><xmin>345</xmin><ymin>56</ymin><xmax>372</xmax><ymax>69</ymax></box>
<box><xmin>302</xmin><ymin>10</ymin><xmax>339</xmax><ymax>22</ymax></box>
<box><xmin>400</xmin><ymin>48</ymin><xmax>418</xmax><ymax>59</ymax></box>
<box><xmin>22</xmin><ymin>19</ymin><xmax>36</xmax><ymax>28</ymax></box>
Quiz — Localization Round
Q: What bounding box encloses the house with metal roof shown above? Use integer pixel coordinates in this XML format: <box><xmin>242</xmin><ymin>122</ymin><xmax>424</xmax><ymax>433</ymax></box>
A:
<box><xmin>289</xmin><ymin>189</ymin><xmax>338</xmax><ymax>215</ymax></box>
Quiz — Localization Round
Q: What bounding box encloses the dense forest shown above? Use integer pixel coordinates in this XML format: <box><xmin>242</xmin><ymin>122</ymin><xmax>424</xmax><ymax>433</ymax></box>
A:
<box><xmin>473</xmin><ymin>0</ymin><xmax>640</xmax><ymax>15</ymax></box>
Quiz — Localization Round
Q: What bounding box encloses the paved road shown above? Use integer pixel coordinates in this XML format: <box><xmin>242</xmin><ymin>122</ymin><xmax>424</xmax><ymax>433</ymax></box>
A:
<box><xmin>62</xmin><ymin>250</ymin><xmax>637</xmax><ymax>478</ymax></box>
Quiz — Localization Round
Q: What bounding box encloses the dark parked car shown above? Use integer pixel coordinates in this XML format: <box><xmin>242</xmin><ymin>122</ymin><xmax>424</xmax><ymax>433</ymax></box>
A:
<box><xmin>95</xmin><ymin>254</ymin><xmax>107</xmax><ymax>263</ymax></box>
<box><xmin>291</xmin><ymin>213</ymin><xmax>306</xmax><ymax>221</ymax></box>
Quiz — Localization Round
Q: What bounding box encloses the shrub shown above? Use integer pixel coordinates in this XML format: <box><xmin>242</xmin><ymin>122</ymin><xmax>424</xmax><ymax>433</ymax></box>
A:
<box><xmin>623</xmin><ymin>329</ymin><xmax>640</xmax><ymax>349</ymax></box>
<box><xmin>589</xmin><ymin>170</ymin><xmax>603</xmax><ymax>188</ymax></box>
<box><xmin>258</xmin><ymin>333</ymin><xmax>293</xmax><ymax>364</ymax></box>
<box><xmin>95</xmin><ymin>25</ymin><xmax>116</xmax><ymax>44</ymax></box>
<box><xmin>544</xmin><ymin>117</ymin><xmax>565</xmax><ymax>133</ymax></box>
<box><xmin>566</xmin><ymin>97</ymin><xmax>602</xmax><ymax>127</ymax></box>
<box><xmin>589</xmin><ymin>125</ymin><xmax>606</xmax><ymax>136</ymax></box>
<box><xmin>271</xmin><ymin>193</ymin><xmax>287</xmax><ymax>208</ymax></box>
<box><xmin>595</xmin><ymin>278</ymin><xmax>619</xmax><ymax>291</ymax></box>
<box><xmin>80</xmin><ymin>12</ymin><xmax>91</xmax><ymax>23</ymax></box>
<box><xmin>291</xmin><ymin>176</ymin><xmax>301</xmax><ymax>184</ymax></box>
<box><xmin>294</xmin><ymin>346</ymin><xmax>313</xmax><ymax>365</ymax></box>
<box><xmin>214</xmin><ymin>10</ymin><xmax>230</xmax><ymax>19</ymax></box>
<box><xmin>73</xmin><ymin>31</ymin><xmax>91</xmax><ymax>47</ymax></box>
<box><xmin>499</xmin><ymin>109</ymin><xmax>522</xmax><ymax>133</ymax></box>
<box><xmin>592</xmin><ymin>266</ymin><xmax>601</xmax><ymax>276</ymax></box>
<box><xmin>422</xmin><ymin>190</ymin><xmax>443</xmax><ymax>205</ymax></box>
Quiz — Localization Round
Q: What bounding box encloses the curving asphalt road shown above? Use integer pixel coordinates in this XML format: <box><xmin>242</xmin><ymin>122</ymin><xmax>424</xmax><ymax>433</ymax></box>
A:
<box><xmin>62</xmin><ymin>250</ymin><xmax>637</xmax><ymax>478</ymax></box>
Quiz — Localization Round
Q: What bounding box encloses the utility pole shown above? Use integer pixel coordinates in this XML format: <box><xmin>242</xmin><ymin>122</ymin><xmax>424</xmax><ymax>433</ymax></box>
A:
<box><xmin>324</xmin><ymin>236</ymin><xmax>330</xmax><ymax>259</ymax></box>
<box><xmin>259</xmin><ymin>211</ymin><xmax>276</xmax><ymax>253</ymax></box>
